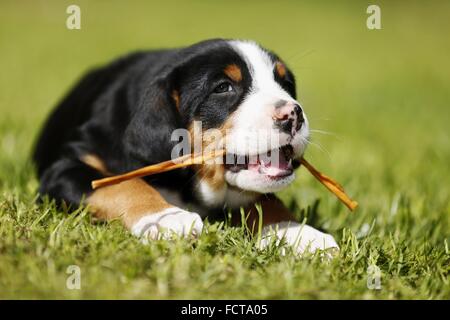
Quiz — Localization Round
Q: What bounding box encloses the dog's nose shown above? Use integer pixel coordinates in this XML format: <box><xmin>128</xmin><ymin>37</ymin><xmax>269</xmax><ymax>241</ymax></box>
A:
<box><xmin>273</xmin><ymin>101</ymin><xmax>304</xmax><ymax>135</ymax></box>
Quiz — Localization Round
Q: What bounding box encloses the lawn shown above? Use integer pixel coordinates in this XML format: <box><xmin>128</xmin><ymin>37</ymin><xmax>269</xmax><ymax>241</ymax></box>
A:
<box><xmin>0</xmin><ymin>0</ymin><xmax>449</xmax><ymax>299</ymax></box>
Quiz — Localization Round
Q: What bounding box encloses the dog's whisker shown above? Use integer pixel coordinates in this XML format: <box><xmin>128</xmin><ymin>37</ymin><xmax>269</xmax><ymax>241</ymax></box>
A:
<box><xmin>309</xmin><ymin>129</ymin><xmax>337</xmax><ymax>136</ymax></box>
<box><xmin>305</xmin><ymin>139</ymin><xmax>332</xmax><ymax>161</ymax></box>
<box><xmin>306</xmin><ymin>117</ymin><xmax>332</xmax><ymax>123</ymax></box>
<box><xmin>283</xmin><ymin>49</ymin><xmax>316</xmax><ymax>69</ymax></box>
<box><xmin>303</xmin><ymin>134</ymin><xmax>331</xmax><ymax>157</ymax></box>
<box><xmin>309</xmin><ymin>128</ymin><xmax>342</xmax><ymax>142</ymax></box>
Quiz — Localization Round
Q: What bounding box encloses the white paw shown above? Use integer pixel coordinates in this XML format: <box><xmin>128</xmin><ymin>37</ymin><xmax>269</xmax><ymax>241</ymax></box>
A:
<box><xmin>260</xmin><ymin>222</ymin><xmax>339</xmax><ymax>256</ymax></box>
<box><xmin>131</xmin><ymin>207</ymin><xmax>203</xmax><ymax>241</ymax></box>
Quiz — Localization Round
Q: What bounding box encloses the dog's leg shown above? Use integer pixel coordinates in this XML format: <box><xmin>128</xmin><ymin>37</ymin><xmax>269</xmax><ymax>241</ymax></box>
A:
<box><xmin>87</xmin><ymin>178</ymin><xmax>203</xmax><ymax>240</ymax></box>
<box><xmin>242</xmin><ymin>195</ymin><xmax>339</xmax><ymax>255</ymax></box>
<box><xmin>39</xmin><ymin>155</ymin><xmax>203</xmax><ymax>240</ymax></box>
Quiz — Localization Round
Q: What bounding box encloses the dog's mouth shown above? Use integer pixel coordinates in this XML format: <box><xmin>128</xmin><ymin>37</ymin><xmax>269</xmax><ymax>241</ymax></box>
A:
<box><xmin>224</xmin><ymin>145</ymin><xmax>300</xmax><ymax>180</ymax></box>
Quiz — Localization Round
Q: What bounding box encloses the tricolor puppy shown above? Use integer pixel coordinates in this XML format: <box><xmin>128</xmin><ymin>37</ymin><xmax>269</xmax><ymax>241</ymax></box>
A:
<box><xmin>33</xmin><ymin>39</ymin><xmax>338</xmax><ymax>254</ymax></box>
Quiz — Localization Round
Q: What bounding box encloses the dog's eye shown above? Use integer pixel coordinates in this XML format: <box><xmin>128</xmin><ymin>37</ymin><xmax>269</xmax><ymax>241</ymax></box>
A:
<box><xmin>213</xmin><ymin>82</ymin><xmax>233</xmax><ymax>94</ymax></box>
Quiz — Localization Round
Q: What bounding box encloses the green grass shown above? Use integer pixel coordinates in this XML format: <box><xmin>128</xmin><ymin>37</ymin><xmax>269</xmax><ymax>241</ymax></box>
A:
<box><xmin>0</xmin><ymin>0</ymin><xmax>449</xmax><ymax>299</ymax></box>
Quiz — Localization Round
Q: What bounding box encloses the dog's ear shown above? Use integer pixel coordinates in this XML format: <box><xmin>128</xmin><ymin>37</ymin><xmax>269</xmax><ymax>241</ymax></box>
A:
<box><xmin>123</xmin><ymin>42</ymin><xmax>228</xmax><ymax>167</ymax></box>
<box><xmin>123</xmin><ymin>75</ymin><xmax>181</xmax><ymax>166</ymax></box>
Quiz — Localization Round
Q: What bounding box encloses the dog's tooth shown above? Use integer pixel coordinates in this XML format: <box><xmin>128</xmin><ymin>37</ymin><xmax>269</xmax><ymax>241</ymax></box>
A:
<box><xmin>236</xmin><ymin>154</ymin><xmax>246</xmax><ymax>165</ymax></box>
<box><xmin>288</xmin><ymin>159</ymin><xmax>292</xmax><ymax>167</ymax></box>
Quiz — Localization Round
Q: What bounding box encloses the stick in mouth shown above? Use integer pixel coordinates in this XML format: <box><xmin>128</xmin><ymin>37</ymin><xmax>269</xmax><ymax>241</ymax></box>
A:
<box><xmin>91</xmin><ymin>149</ymin><xmax>358</xmax><ymax>211</ymax></box>
<box><xmin>299</xmin><ymin>158</ymin><xmax>358</xmax><ymax>211</ymax></box>
<box><xmin>91</xmin><ymin>149</ymin><xmax>226</xmax><ymax>190</ymax></box>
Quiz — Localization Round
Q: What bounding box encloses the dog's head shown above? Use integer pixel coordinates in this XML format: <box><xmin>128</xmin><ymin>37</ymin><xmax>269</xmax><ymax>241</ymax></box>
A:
<box><xmin>126</xmin><ymin>39</ymin><xmax>309</xmax><ymax>208</ymax></box>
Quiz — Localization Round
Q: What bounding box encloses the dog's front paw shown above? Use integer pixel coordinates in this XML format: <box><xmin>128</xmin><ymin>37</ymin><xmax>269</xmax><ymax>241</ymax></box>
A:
<box><xmin>260</xmin><ymin>222</ymin><xmax>339</xmax><ymax>256</ymax></box>
<box><xmin>131</xmin><ymin>207</ymin><xmax>203</xmax><ymax>241</ymax></box>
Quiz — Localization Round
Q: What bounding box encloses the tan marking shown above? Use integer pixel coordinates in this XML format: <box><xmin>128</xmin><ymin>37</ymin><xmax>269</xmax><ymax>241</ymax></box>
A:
<box><xmin>192</xmin><ymin>129</ymin><xmax>226</xmax><ymax>191</ymax></box>
<box><xmin>275</xmin><ymin>61</ymin><xmax>286</xmax><ymax>78</ymax></box>
<box><xmin>81</xmin><ymin>154</ymin><xmax>110</xmax><ymax>176</ymax></box>
<box><xmin>218</xmin><ymin>115</ymin><xmax>234</xmax><ymax>135</ymax></box>
<box><xmin>171</xmin><ymin>90</ymin><xmax>180</xmax><ymax>110</ymax></box>
<box><xmin>187</xmin><ymin>116</ymin><xmax>236</xmax><ymax>192</ymax></box>
<box><xmin>87</xmin><ymin>178</ymin><xmax>171</xmax><ymax>228</ymax></box>
<box><xmin>194</xmin><ymin>163</ymin><xmax>225</xmax><ymax>191</ymax></box>
<box><xmin>224</xmin><ymin>64</ymin><xmax>242</xmax><ymax>82</ymax></box>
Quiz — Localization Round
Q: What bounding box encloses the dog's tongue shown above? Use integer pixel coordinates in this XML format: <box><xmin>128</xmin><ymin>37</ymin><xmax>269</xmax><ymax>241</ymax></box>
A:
<box><xmin>248</xmin><ymin>150</ymin><xmax>293</xmax><ymax>177</ymax></box>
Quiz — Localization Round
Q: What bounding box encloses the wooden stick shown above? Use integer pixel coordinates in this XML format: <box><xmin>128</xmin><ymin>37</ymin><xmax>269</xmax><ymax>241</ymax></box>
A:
<box><xmin>91</xmin><ymin>150</ymin><xmax>226</xmax><ymax>190</ymax></box>
<box><xmin>91</xmin><ymin>149</ymin><xmax>358</xmax><ymax>212</ymax></box>
<box><xmin>300</xmin><ymin>158</ymin><xmax>358</xmax><ymax>211</ymax></box>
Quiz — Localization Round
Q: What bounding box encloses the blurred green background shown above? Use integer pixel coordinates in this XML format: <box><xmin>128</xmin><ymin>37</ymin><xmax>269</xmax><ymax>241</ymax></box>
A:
<box><xmin>0</xmin><ymin>0</ymin><xmax>448</xmax><ymax>299</ymax></box>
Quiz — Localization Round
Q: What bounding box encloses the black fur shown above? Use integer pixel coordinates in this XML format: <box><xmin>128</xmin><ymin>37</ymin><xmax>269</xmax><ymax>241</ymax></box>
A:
<box><xmin>33</xmin><ymin>39</ymin><xmax>295</xmax><ymax>209</ymax></box>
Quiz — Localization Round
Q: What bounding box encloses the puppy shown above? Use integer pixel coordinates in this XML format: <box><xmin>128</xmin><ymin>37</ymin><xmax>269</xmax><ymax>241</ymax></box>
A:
<box><xmin>33</xmin><ymin>39</ymin><xmax>338</xmax><ymax>254</ymax></box>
